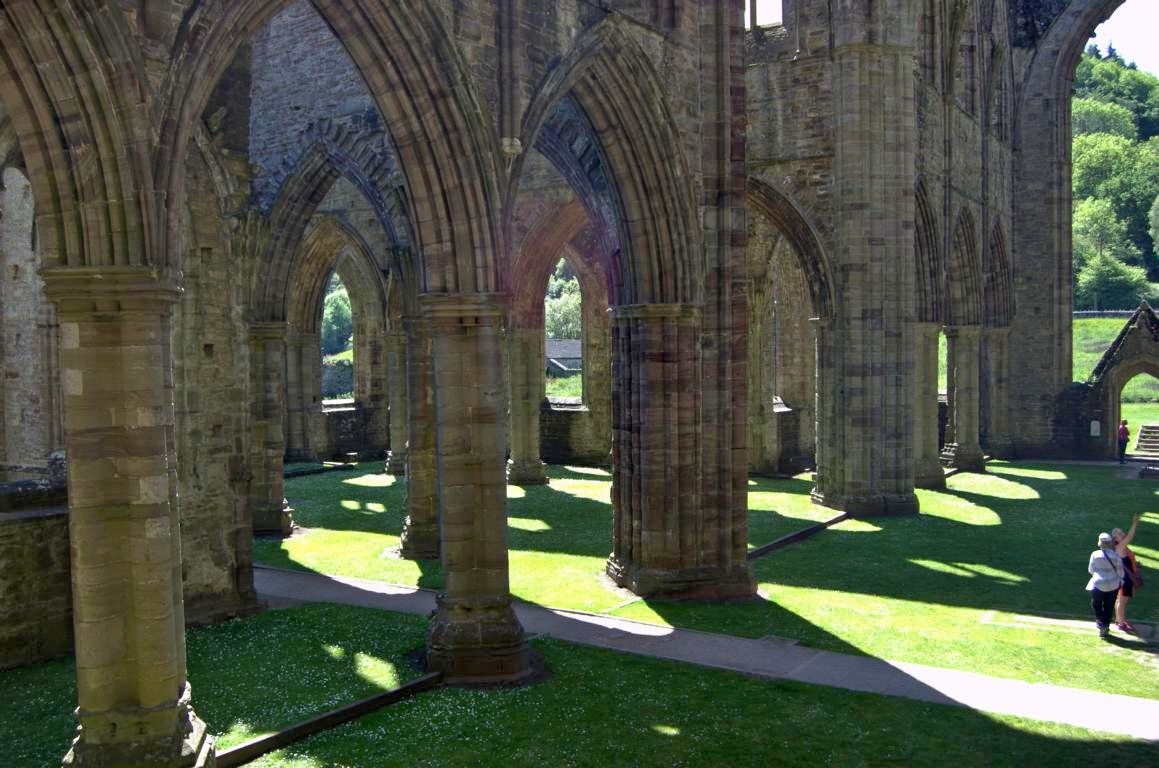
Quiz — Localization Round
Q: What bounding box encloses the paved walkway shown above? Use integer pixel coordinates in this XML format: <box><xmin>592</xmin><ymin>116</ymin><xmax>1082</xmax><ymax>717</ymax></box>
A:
<box><xmin>255</xmin><ymin>566</ymin><xmax>1159</xmax><ymax>742</ymax></box>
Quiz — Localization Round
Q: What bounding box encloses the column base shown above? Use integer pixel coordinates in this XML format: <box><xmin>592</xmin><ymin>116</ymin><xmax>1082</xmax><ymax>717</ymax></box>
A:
<box><xmin>942</xmin><ymin>443</ymin><xmax>986</xmax><ymax>472</ymax></box>
<box><xmin>506</xmin><ymin>459</ymin><xmax>548</xmax><ymax>486</ymax></box>
<box><xmin>399</xmin><ymin>518</ymin><xmax>440</xmax><ymax>560</ymax></box>
<box><xmin>811</xmin><ymin>489</ymin><xmax>920</xmax><ymax>517</ymax></box>
<box><xmin>914</xmin><ymin>458</ymin><xmax>946</xmax><ymax>489</ymax></box>
<box><xmin>606</xmin><ymin>556</ymin><xmax>756</xmax><ymax>600</ymax></box>
<box><xmin>385</xmin><ymin>450</ymin><xmax>407</xmax><ymax>476</ymax></box>
<box><xmin>426</xmin><ymin>595</ymin><xmax>534</xmax><ymax>685</ymax></box>
<box><xmin>253</xmin><ymin>501</ymin><xmax>294</xmax><ymax>537</ymax></box>
<box><xmin>64</xmin><ymin>686</ymin><xmax>215</xmax><ymax>767</ymax></box>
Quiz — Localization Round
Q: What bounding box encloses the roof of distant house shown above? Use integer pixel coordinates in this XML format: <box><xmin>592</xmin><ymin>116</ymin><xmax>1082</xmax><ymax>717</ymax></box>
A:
<box><xmin>546</xmin><ymin>339</ymin><xmax>582</xmax><ymax>359</ymax></box>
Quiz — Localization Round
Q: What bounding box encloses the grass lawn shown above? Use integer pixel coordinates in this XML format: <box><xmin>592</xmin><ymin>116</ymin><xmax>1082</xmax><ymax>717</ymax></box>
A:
<box><xmin>261</xmin><ymin>461</ymin><xmax>1159</xmax><ymax>700</ymax></box>
<box><xmin>545</xmin><ymin>375</ymin><xmax>583</xmax><ymax>399</ymax></box>
<box><xmin>0</xmin><ymin>604</ymin><xmax>428</xmax><ymax>767</ymax></box>
<box><xmin>2</xmin><ymin>606</ymin><xmax>1153</xmax><ymax>768</ymax></box>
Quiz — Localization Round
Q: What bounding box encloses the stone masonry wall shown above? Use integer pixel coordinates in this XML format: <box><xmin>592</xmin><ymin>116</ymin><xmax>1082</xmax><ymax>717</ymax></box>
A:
<box><xmin>0</xmin><ymin>507</ymin><xmax>71</xmax><ymax>669</ymax></box>
<box><xmin>173</xmin><ymin>148</ymin><xmax>258</xmax><ymax>623</ymax></box>
<box><xmin>1</xmin><ymin>167</ymin><xmax>57</xmax><ymax>480</ymax></box>
<box><xmin>249</xmin><ymin>0</ymin><xmax>377</xmax><ymax>209</ymax></box>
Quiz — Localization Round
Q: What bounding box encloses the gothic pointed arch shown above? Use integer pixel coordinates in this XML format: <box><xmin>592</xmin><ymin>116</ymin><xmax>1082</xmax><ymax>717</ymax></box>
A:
<box><xmin>257</xmin><ymin>123</ymin><xmax>407</xmax><ymax>324</ymax></box>
<box><xmin>984</xmin><ymin>222</ymin><xmax>1013</xmax><ymax>328</ymax></box>
<box><xmin>914</xmin><ymin>178</ymin><xmax>945</xmax><ymax>324</ymax></box>
<box><xmin>948</xmin><ymin>206</ymin><xmax>983</xmax><ymax>326</ymax></box>
<box><xmin>515</xmin><ymin>16</ymin><xmax>701</xmax><ymax>306</ymax></box>
<box><xmin>746</xmin><ymin>176</ymin><xmax>835</xmax><ymax>322</ymax></box>
<box><xmin>510</xmin><ymin>198</ymin><xmax>601</xmax><ymax>326</ymax></box>
<box><xmin>0</xmin><ymin>2</ymin><xmax>155</xmax><ymax>268</ymax></box>
<box><xmin>157</xmin><ymin>0</ymin><xmax>501</xmax><ymax>291</ymax></box>
<box><xmin>287</xmin><ymin>216</ymin><xmax>387</xmax><ymax>336</ymax></box>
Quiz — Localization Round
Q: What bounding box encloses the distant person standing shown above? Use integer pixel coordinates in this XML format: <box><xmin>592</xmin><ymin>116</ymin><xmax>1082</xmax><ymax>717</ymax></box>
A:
<box><xmin>1118</xmin><ymin>419</ymin><xmax>1130</xmax><ymax>464</ymax></box>
<box><xmin>1087</xmin><ymin>532</ymin><xmax>1124</xmax><ymax>640</ymax></box>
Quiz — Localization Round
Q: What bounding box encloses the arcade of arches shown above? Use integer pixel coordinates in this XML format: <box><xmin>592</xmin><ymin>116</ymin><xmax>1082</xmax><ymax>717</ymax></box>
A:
<box><xmin>0</xmin><ymin>1</ymin><xmax>1132</xmax><ymax>764</ymax></box>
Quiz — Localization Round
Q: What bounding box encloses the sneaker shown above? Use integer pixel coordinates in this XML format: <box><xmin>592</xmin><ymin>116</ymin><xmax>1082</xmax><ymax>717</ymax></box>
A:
<box><xmin>1117</xmin><ymin>622</ymin><xmax>1136</xmax><ymax>633</ymax></box>
<box><xmin>1099</xmin><ymin>626</ymin><xmax>1110</xmax><ymax>639</ymax></box>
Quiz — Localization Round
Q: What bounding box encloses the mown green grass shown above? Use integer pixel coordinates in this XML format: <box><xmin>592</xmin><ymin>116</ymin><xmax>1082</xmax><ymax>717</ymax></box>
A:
<box><xmin>4</xmin><ymin>607</ymin><xmax>1153</xmax><ymax>768</ymax></box>
<box><xmin>263</xmin><ymin>461</ymin><xmax>1159</xmax><ymax>700</ymax></box>
<box><xmin>545</xmin><ymin>375</ymin><xmax>583</xmax><ymax>399</ymax></box>
<box><xmin>1073</xmin><ymin>317</ymin><xmax>1159</xmax><ymax>402</ymax></box>
<box><xmin>0</xmin><ymin>604</ymin><xmax>428</xmax><ymax>767</ymax></box>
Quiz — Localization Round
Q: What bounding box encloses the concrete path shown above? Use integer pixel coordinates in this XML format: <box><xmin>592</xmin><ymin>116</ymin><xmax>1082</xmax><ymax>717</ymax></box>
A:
<box><xmin>254</xmin><ymin>566</ymin><xmax>1159</xmax><ymax>741</ymax></box>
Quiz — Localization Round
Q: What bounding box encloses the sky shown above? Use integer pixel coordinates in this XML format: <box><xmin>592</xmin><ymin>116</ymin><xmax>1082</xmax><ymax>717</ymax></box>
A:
<box><xmin>1090</xmin><ymin>0</ymin><xmax>1159</xmax><ymax>77</ymax></box>
<box><xmin>744</xmin><ymin>0</ymin><xmax>1159</xmax><ymax>78</ymax></box>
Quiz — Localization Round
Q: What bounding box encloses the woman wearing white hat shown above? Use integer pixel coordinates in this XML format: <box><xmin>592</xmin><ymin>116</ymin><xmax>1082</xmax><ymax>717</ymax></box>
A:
<box><xmin>1087</xmin><ymin>531</ymin><xmax>1124</xmax><ymax>639</ymax></box>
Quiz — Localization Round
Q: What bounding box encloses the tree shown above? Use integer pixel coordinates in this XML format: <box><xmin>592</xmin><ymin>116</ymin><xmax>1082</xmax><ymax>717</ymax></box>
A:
<box><xmin>1073</xmin><ymin>52</ymin><xmax>1159</xmax><ymax>140</ymax></box>
<box><xmin>1150</xmin><ymin>192</ymin><xmax>1159</xmax><ymax>252</ymax></box>
<box><xmin>1073</xmin><ymin>197</ymin><xmax>1142</xmax><ymax>271</ymax></box>
<box><xmin>544</xmin><ymin>260</ymin><xmax>582</xmax><ymax>339</ymax></box>
<box><xmin>1072</xmin><ymin>97</ymin><xmax>1136</xmax><ymax>139</ymax></box>
<box><xmin>321</xmin><ymin>285</ymin><xmax>352</xmax><ymax>355</ymax></box>
<box><xmin>1072</xmin><ymin>133</ymin><xmax>1159</xmax><ymax>271</ymax></box>
<box><xmin>1075</xmin><ymin>252</ymin><xmax>1151</xmax><ymax>311</ymax></box>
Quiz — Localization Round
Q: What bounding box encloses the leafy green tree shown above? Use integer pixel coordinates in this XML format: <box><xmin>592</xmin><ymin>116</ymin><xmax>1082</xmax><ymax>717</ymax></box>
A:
<box><xmin>1072</xmin><ymin>134</ymin><xmax>1159</xmax><ymax>270</ymax></box>
<box><xmin>1073</xmin><ymin>52</ymin><xmax>1159</xmax><ymax>140</ymax></box>
<box><xmin>1073</xmin><ymin>197</ymin><xmax>1142</xmax><ymax>271</ymax></box>
<box><xmin>321</xmin><ymin>284</ymin><xmax>352</xmax><ymax>355</ymax></box>
<box><xmin>1150</xmin><ymin>192</ymin><xmax>1159</xmax><ymax>252</ymax></box>
<box><xmin>1075</xmin><ymin>252</ymin><xmax>1151</xmax><ymax>310</ymax></box>
<box><xmin>1072</xmin><ymin>97</ymin><xmax>1136</xmax><ymax>139</ymax></box>
<box><xmin>544</xmin><ymin>260</ymin><xmax>582</xmax><ymax>339</ymax></box>
<box><xmin>1072</xmin><ymin>132</ymin><xmax>1133</xmax><ymax>201</ymax></box>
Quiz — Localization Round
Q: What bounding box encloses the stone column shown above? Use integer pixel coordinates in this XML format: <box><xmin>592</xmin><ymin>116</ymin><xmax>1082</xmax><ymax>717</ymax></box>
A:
<box><xmin>507</xmin><ymin>325</ymin><xmax>547</xmax><ymax>485</ymax></box>
<box><xmin>43</xmin><ymin>267</ymin><xmax>214</xmax><ymax>767</ymax></box>
<box><xmin>283</xmin><ymin>329</ymin><xmax>315</xmax><ymax>463</ymax></box>
<box><xmin>810</xmin><ymin>24</ymin><xmax>919</xmax><ymax>516</ymax></box>
<box><xmin>914</xmin><ymin>322</ymin><xmax>945</xmax><ymax>488</ymax></box>
<box><xmin>944</xmin><ymin>325</ymin><xmax>985</xmax><ymax>471</ymax></box>
<box><xmin>385</xmin><ymin>326</ymin><xmax>408</xmax><ymax>475</ymax></box>
<box><xmin>399</xmin><ymin>315</ymin><xmax>439</xmax><ymax>559</ymax></box>
<box><xmin>423</xmin><ymin>293</ymin><xmax>531</xmax><ymax>683</ymax></box>
<box><xmin>248</xmin><ymin>322</ymin><xmax>292</xmax><ymax>535</ymax></box>
<box><xmin>981</xmin><ymin>327</ymin><xmax>1014</xmax><ymax>457</ymax></box>
<box><xmin>362</xmin><ymin>332</ymin><xmax>390</xmax><ymax>459</ymax></box>
<box><xmin>606</xmin><ymin>304</ymin><xmax>753</xmax><ymax>599</ymax></box>
<box><xmin>300</xmin><ymin>331</ymin><xmax>328</xmax><ymax>458</ymax></box>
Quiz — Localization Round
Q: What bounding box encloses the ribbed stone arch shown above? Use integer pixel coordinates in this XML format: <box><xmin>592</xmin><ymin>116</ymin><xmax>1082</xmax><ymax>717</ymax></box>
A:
<box><xmin>257</xmin><ymin>138</ymin><xmax>402</xmax><ymax>324</ymax></box>
<box><xmin>260</xmin><ymin>118</ymin><xmax>411</xmax><ymax>245</ymax></box>
<box><xmin>746</xmin><ymin>176</ymin><xmax>835</xmax><ymax>322</ymax></box>
<box><xmin>914</xmin><ymin>178</ymin><xmax>945</xmax><ymax>324</ymax></box>
<box><xmin>984</xmin><ymin>222</ymin><xmax>1013</xmax><ymax>328</ymax></box>
<box><xmin>509</xmin><ymin>198</ymin><xmax>602</xmax><ymax>326</ymax></box>
<box><xmin>515</xmin><ymin>16</ymin><xmax>701</xmax><ymax>306</ymax></box>
<box><xmin>1008</xmin><ymin>0</ymin><xmax>1128</xmax><ymax>452</ymax></box>
<box><xmin>158</xmin><ymin>0</ymin><xmax>501</xmax><ymax>291</ymax></box>
<box><xmin>288</xmin><ymin>216</ymin><xmax>386</xmax><ymax>336</ymax></box>
<box><xmin>0</xmin><ymin>2</ymin><xmax>154</xmax><ymax>269</ymax></box>
<box><xmin>948</xmin><ymin>206</ymin><xmax>983</xmax><ymax>326</ymax></box>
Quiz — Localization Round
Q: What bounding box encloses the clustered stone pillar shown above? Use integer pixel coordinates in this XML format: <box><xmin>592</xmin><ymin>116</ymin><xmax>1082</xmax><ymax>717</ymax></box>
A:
<box><xmin>606</xmin><ymin>304</ymin><xmax>752</xmax><ymax>598</ymax></box>
<box><xmin>423</xmin><ymin>293</ymin><xmax>532</xmax><ymax>683</ymax></box>
<box><xmin>44</xmin><ymin>267</ymin><xmax>214</xmax><ymax>767</ymax></box>
<box><xmin>945</xmin><ymin>325</ymin><xmax>985</xmax><ymax>471</ymax></box>
<box><xmin>812</xmin><ymin>26</ymin><xmax>918</xmax><ymax>516</ymax></box>
<box><xmin>385</xmin><ymin>325</ymin><xmax>408</xmax><ymax>475</ymax></box>
<box><xmin>981</xmin><ymin>327</ymin><xmax>1013</xmax><ymax>457</ymax></box>
<box><xmin>248</xmin><ymin>322</ymin><xmax>293</xmax><ymax>535</ymax></box>
<box><xmin>506</xmin><ymin>324</ymin><xmax>548</xmax><ymax>485</ymax></box>
<box><xmin>283</xmin><ymin>329</ymin><xmax>315</xmax><ymax>463</ymax></box>
<box><xmin>361</xmin><ymin>331</ymin><xmax>390</xmax><ymax>459</ymax></box>
<box><xmin>914</xmin><ymin>322</ymin><xmax>945</xmax><ymax>488</ymax></box>
<box><xmin>399</xmin><ymin>315</ymin><xmax>439</xmax><ymax>559</ymax></box>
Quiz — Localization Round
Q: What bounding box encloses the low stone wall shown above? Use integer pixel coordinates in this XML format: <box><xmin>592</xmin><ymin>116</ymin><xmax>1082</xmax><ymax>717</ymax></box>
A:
<box><xmin>323</xmin><ymin>403</ymin><xmax>387</xmax><ymax>459</ymax></box>
<box><xmin>0</xmin><ymin>479</ymin><xmax>71</xmax><ymax>670</ymax></box>
<box><xmin>540</xmin><ymin>400</ymin><xmax>610</xmax><ymax>466</ymax></box>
